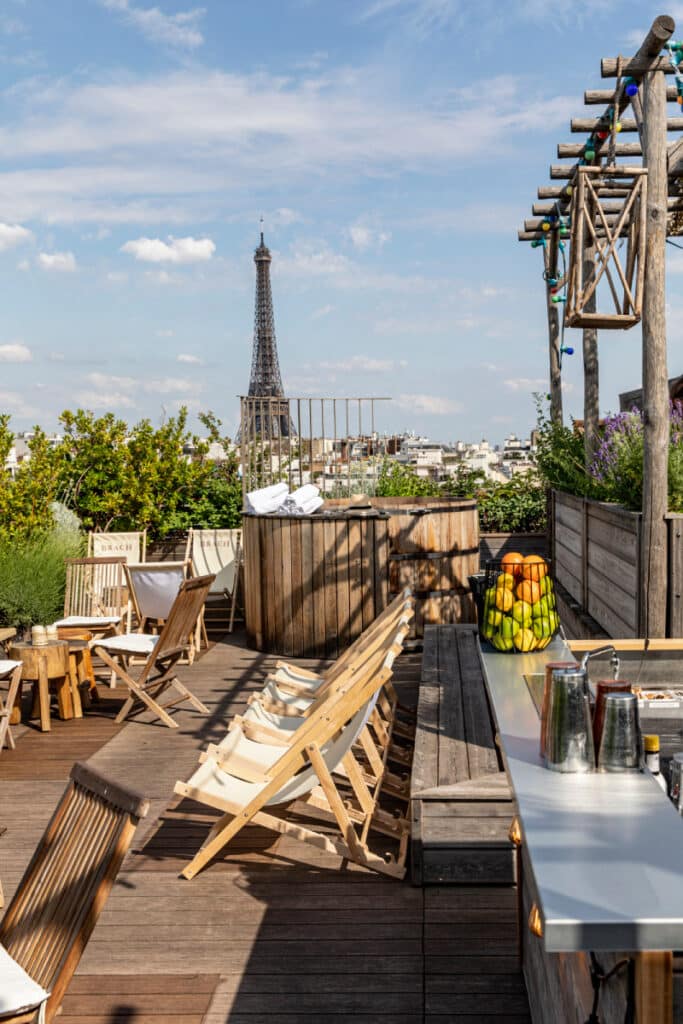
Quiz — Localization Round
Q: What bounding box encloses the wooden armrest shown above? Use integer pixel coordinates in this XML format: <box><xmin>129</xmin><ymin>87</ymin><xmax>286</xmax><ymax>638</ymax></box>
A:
<box><xmin>267</xmin><ymin>675</ymin><xmax>318</xmax><ymax>699</ymax></box>
<box><xmin>255</xmin><ymin>694</ymin><xmax>307</xmax><ymax>718</ymax></box>
<box><xmin>275</xmin><ymin>660</ymin><xmax>322</xmax><ymax>682</ymax></box>
<box><xmin>229</xmin><ymin>714</ymin><xmax>290</xmax><ymax>747</ymax></box>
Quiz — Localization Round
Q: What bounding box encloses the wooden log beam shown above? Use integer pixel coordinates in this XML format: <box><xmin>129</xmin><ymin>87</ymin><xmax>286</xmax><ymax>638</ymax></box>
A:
<box><xmin>571</xmin><ymin>117</ymin><xmax>683</xmax><ymax>133</ymax></box>
<box><xmin>585</xmin><ymin>86</ymin><xmax>679</xmax><ymax>104</ymax></box>
<box><xmin>524</xmin><ymin>216</ymin><xmax>620</xmax><ymax>231</ymax></box>
<box><xmin>602</xmin><ymin>55</ymin><xmax>677</xmax><ymax>77</ymax></box>
<box><xmin>641</xmin><ymin>53</ymin><xmax>670</xmax><ymax>638</ymax></box>
<box><xmin>534</xmin><ymin>196</ymin><xmax>683</xmax><ymax>211</ymax></box>
<box><xmin>538</xmin><ymin>185</ymin><xmax>630</xmax><ymax>199</ymax></box>
<box><xmin>558</xmin><ymin>142</ymin><xmax>642</xmax><ymax>158</ymax></box>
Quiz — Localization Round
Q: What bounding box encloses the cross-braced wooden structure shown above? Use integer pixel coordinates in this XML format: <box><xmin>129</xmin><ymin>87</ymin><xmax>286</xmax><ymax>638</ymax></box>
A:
<box><xmin>518</xmin><ymin>15</ymin><xmax>680</xmax><ymax>641</ymax></box>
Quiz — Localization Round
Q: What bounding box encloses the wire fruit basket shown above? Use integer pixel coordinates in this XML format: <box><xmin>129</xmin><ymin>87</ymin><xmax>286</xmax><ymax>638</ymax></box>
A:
<box><xmin>479</xmin><ymin>555</ymin><xmax>559</xmax><ymax>653</ymax></box>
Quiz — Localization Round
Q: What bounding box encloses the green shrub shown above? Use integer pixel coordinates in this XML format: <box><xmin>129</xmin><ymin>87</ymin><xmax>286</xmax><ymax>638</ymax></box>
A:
<box><xmin>0</xmin><ymin>531</ymin><xmax>83</xmax><ymax>629</ymax></box>
<box><xmin>476</xmin><ymin>472</ymin><xmax>547</xmax><ymax>533</ymax></box>
<box><xmin>376</xmin><ymin>460</ymin><xmax>441</xmax><ymax>498</ymax></box>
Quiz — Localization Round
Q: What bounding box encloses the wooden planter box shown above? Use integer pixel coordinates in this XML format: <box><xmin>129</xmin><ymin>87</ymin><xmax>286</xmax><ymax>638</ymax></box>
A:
<box><xmin>553</xmin><ymin>491</ymin><xmax>643</xmax><ymax>637</ymax></box>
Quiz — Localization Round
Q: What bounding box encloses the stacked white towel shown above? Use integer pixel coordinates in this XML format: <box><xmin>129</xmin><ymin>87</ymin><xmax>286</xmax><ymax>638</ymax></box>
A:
<box><xmin>245</xmin><ymin>482</ymin><xmax>289</xmax><ymax>514</ymax></box>
<box><xmin>277</xmin><ymin>484</ymin><xmax>323</xmax><ymax>516</ymax></box>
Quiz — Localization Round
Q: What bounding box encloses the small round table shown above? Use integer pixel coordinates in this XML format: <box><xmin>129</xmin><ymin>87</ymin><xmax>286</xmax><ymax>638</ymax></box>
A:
<box><xmin>8</xmin><ymin>641</ymin><xmax>74</xmax><ymax>732</ymax></box>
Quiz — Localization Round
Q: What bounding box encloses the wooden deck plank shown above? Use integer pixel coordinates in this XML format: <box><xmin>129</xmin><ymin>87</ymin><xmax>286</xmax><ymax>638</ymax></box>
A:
<box><xmin>0</xmin><ymin>629</ymin><xmax>530</xmax><ymax>1022</ymax></box>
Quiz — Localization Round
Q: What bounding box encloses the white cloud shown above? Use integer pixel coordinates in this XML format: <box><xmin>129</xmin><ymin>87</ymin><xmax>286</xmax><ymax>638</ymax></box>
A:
<box><xmin>0</xmin><ymin>70</ymin><xmax>575</xmax><ymax>226</ymax></box>
<box><xmin>0</xmin><ymin>222</ymin><xmax>32</xmax><ymax>251</ymax></box>
<box><xmin>320</xmin><ymin>355</ymin><xmax>394</xmax><ymax>372</ymax></box>
<box><xmin>177</xmin><ymin>353</ymin><xmax>201</xmax><ymax>364</ymax></box>
<box><xmin>121</xmin><ymin>235</ymin><xmax>215</xmax><ymax>263</ymax></box>
<box><xmin>311</xmin><ymin>304</ymin><xmax>334</xmax><ymax>319</ymax></box>
<box><xmin>79</xmin><ymin>390</ymin><xmax>136</xmax><ymax>409</ymax></box>
<box><xmin>0</xmin><ymin>341</ymin><xmax>32</xmax><ymax>363</ymax></box>
<box><xmin>0</xmin><ymin>390</ymin><xmax>38</xmax><ymax>417</ymax></box>
<box><xmin>143</xmin><ymin>377</ymin><xmax>195</xmax><ymax>394</ymax></box>
<box><xmin>16</xmin><ymin>259</ymin><xmax>30</xmax><ymax>271</ymax></box>
<box><xmin>396</xmin><ymin>393</ymin><xmax>463</xmax><ymax>415</ymax></box>
<box><xmin>145</xmin><ymin>269</ymin><xmax>173</xmax><ymax>285</ymax></box>
<box><xmin>348</xmin><ymin>224</ymin><xmax>391</xmax><ymax>251</ymax></box>
<box><xmin>156</xmin><ymin>329</ymin><xmax>174</xmax><ymax>337</ymax></box>
<box><xmin>37</xmin><ymin>250</ymin><xmax>77</xmax><ymax>272</ymax></box>
<box><xmin>359</xmin><ymin>0</ymin><xmax>458</xmax><ymax>34</ymax></box>
<box><xmin>100</xmin><ymin>0</ymin><xmax>205</xmax><ymax>49</ymax></box>
<box><xmin>504</xmin><ymin>377</ymin><xmax>547</xmax><ymax>392</ymax></box>
<box><xmin>272</xmin><ymin>208</ymin><xmax>301</xmax><ymax>227</ymax></box>
<box><xmin>87</xmin><ymin>372</ymin><xmax>136</xmax><ymax>391</ymax></box>
<box><xmin>105</xmin><ymin>270</ymin><xmax>128</xmax><ymax>283</ymax></box>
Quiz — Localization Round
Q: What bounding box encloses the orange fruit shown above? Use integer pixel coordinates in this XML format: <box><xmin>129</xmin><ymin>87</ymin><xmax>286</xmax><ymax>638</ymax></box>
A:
<box><xmin>521</xmin><ymin>554</ymin><xmax>548</xmax><ymax>582</ymax></box>
<box><xmin>516</xmin><ymin>579</ymin><xmax>541</xmax><ymax>605</ymax></box>
<box><xmin>501</xmin><ymin>552</ymin><xmax>524</xmax><ymax>578</ymax></box>
<box><xmin>494</xmin><ymin>587</ymin><xmax>514</xmax><ymax>612</ymax></box>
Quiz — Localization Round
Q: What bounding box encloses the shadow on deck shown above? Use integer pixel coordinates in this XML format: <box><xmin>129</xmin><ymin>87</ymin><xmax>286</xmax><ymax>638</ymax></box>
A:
<box><xmin>0</xmin><ymin>631</ymin><xmax>530</xmax><ymax>1023</ymax></box>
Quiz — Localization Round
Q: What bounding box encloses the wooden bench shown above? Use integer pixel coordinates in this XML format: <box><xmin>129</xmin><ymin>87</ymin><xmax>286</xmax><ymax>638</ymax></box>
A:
<box><xmin>410</xmin><ymin>623</ymin><xmax>516</xmax><ymax>885</ymax></box>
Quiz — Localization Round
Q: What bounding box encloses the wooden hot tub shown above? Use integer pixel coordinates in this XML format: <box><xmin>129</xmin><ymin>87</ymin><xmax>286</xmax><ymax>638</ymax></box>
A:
<box><xmin>243</xmin><ymin>510</ymin><xmax>390</xmax><ymax>658</ymax></box>
<box><xmin>243</xmin><ymin>497</ymin><xmax>479</xmax><ymax>657</ymax></box>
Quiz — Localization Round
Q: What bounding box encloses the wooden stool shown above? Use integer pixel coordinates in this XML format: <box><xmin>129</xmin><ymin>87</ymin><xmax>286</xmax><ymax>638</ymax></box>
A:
<box><xmin>8</xmin><ymin>641</ymin><xmax>73</xmax><ymax>732</ymax></box>
<box><xmin>57</xmin><ymin>628</ymin><xmax>97</xmax><ymax>707</ymax></box>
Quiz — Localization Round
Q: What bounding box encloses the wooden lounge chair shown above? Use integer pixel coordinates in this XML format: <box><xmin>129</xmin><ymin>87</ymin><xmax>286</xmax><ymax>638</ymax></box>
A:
<box><xmin>92</xmin><ymin>574</ymin><xmax>214</xmax><ymax>729</ymax></box>
<box><xmin>55</xmin><ymin>557</ymin><xmax>126</xmax><ymax>638</ymax></box>
<box><xmin>88</xmin><ymin>529</ymin><xmax>147</xmax><ymax>563</ymax></box>
<box><xmin>175</xmin><ymin>620</ymin><xmax>411</xmax><ymax>879</ymax></box>
<box><xmin>0</xmin><ymin>661</ymin><xmax>22</xmax><ymax>753</ymax></box>
<box><xmin>0</xmin><ymin>762</ymin><xmax>148</xmax><ymax>1024</ymax></box>
<box><xmin>124</xmin><ymin>561</ymin><xmax>203</xmax><ymax>663</ymax></box>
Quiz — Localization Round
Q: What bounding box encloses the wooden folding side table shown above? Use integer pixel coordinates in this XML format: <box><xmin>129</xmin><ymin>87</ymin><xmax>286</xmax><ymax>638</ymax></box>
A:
<box><xmin>8</xmin><ymin>640</ymin><xmax>76</xmax><ymax>731</ymax></box>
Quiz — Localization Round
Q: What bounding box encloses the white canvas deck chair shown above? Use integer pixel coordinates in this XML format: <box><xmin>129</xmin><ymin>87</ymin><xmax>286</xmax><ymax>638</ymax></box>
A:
<box><xmin>93</xmin><ymin>574</ymin><xmax>214</xmax><ymax>729</ymax></box>
<box><xmin>189</xmin><ymin>528</ymin><xmax>242</xmax><ymax>639</ymax></box>
<box><xmin>175</xmin><ymin>620</ymin><xmax>411</xmax><ymax>879</ymax></box>
<box><xmin>0</xmin><ymin>661</ymin><xmax>22</xmax><ymax>754</ymax></box>
<box><xmin>55</xmin><ymin>557</ymin><xmax>126</xmax><ymax>638</ymax></box>
<box><xmin>87</xmin><ymin>529</ymin><xmax>147</xmax><ymax>563</ymax></box>
<box><xmin>124</xmin><ymin>560</ymin><xmax>204</xmax><ymax>663</ymax></box>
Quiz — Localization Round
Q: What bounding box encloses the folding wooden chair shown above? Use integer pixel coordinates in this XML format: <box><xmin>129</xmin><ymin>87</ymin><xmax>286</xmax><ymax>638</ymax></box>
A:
<box><xmin>176</xmin><ymin>620</ymin><xmax>411</xmax><ymax>880</ymax></box>
<box><xmin>0</xmin><ymin>762</ymin><xmax>148</xmax><ymax>1024</ymax></box>
<box><xmin>0</xmin><ymin>661</ymin><xmax>22</xmax><ymax>753</ymax></box>
<box><xmin>93</xmin><ymin>574</ymin><xmax>214</xmax><ymax>729</ymax></box>
<box><xmin>55</xmin><ymin>557</ymin><xmax>126</xmax><ymax>638</ymax></box>
<box><xmin>124</xmin><ymin>561</ymin><xmax>205</xmax><ymax>663</ymax></box>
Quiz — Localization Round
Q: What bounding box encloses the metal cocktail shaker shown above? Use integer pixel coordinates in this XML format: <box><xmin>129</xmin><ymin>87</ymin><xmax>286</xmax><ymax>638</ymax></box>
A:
<box><xmin>544</xmin><ymin>668</ymin><xmax>595</xmax><ymax>773</ymax></box>
<box><xmin>597</xmin><ymin>692</ymin><xmax>642</xmax><ymax>772</ymax></box>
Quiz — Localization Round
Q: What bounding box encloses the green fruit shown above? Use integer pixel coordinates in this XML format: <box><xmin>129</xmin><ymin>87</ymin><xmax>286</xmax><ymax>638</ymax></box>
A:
<box><xmin>492</xmin><ymin>632</ymin><xmax>514</xmax><ymax>652</ymax></box>
<box><xmin>532</xmin><ymin>596</ymin><xmax>550</xmax><ymax>618</ymax></box>
<box><xmin>500</xmin><ymin>615</ymin><xmax>520</xmax><ymax>640</ymax></box>
<box><xmin>539</xmin><ymin>576</ymin><xmax>554</xmax><ymax>596</ymax></box>
<box><xmin>487</xmin><ymin>609</ymin><xmax>503</xmax><ymax>628</ymax></box>
<box><xmin>511</xmin><ymin>599</ymin><xmax>532</xmax><ymax>626</ymax></box>
<box><xmin>548</xmin><ymin>611</ymin><xmax>560</xmax><ymax>633</ymax></box>
<box><xmin>532</xmin><ymin>616</ymin><xmax>552</xmax><ymax>639</ymax></box>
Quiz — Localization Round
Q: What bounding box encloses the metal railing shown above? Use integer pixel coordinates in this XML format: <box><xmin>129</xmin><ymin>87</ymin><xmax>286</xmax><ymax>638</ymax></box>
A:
<box><xmin>238</xmin><ymin>395</ymin><xmax>391</xmax><ymax>501</ymax></box>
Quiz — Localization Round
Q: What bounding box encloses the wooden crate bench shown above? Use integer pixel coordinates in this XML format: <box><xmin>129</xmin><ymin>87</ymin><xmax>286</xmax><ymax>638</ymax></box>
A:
<box><xmin>410</xmin><ymin>623</ymin><xmax>517</xmax><ymax>885</ymax></box>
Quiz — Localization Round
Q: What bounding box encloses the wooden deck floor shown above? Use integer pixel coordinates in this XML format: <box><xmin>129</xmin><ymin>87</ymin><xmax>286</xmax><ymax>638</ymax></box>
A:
<box><xmin>0</xmin><ymin>632</ymin><xmax>530</xmax><ymax>1023</ymax></box>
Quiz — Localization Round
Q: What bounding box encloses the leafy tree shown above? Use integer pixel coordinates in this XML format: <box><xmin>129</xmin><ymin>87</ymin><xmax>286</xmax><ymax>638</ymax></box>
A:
<box><xmin>376</xmin><ymin>460</ymin><xmax>441</xmax><ymax>498</ymax></box>
<box><xmin>0</xmin><ymin>417</ymin><xmax>60</xmax><ymax>539</ymax></box>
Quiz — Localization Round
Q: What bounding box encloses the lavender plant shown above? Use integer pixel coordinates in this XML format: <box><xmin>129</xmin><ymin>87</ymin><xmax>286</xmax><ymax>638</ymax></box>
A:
<box><xmin>590</xmin><ymin>402</ymin><xmax>683</xmax><ymax>512</ymax></box>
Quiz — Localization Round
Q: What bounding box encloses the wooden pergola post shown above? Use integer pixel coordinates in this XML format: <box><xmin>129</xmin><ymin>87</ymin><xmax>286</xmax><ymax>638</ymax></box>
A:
<box><xmin>582</xmin><ymin>195</ymin><xmax>599</xmax><ymax>469</ymax></box>
<box><xmin>543</xmin><ymin>240</ymin><xmax>563</xmax><ymax>425</ymax></box>
<box><xmin>641</xmin><ymin>16</ymin><xmax>674</xmax><ymax>637</ymax></box>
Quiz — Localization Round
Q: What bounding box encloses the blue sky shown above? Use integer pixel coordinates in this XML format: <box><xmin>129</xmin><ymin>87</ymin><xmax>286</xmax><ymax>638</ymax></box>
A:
<box><xmin>0</xmin><ymin>0</ymin><xmax>681</xmax><ymax>442</ymax></box>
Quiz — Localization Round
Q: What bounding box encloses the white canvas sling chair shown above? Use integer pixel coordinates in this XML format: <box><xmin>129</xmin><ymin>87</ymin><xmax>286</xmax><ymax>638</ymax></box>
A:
<box><xmin>55</xmin><ymin>557</ymin><xmax>126</xmax><ymax>638</ymax></box>
<box><xmin>189</xmin><ymin>528</ymin><xmax>242</xmax><ymax>638</ymax></box>
<box><xmin>250</xmin><ymin>589</ymin><xmax>413</xmax><ymax>712</ymax></box>
<box><xmin>88</xmin><ymin>529</ymin><xmax>147</xmax><ymax>563</ymax></box>
<box><xmin>0</xmin><ymin>661</ymin><xmax>22</xmax><ymax>753</ymax></box>
<box><xmin>125</xmin><ymin>561</ymin><xmax>204</xmax><ymax>664</ymax></box>
<box><xmin>93</xmin><ymin>574</ymin><xmax>214</xmax><ymax>729</ymax></box>
<box><xmin>176</xmin><ymin>626</ymin><xmax>410</xmax><ymax>879</ymax></box>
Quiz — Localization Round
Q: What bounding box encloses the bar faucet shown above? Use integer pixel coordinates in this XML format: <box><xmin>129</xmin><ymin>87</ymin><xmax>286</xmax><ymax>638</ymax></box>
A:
<box><xmin>579</xmin><ymin>644</ymin><xmax>620</xmax><ymax>680</ymax></box>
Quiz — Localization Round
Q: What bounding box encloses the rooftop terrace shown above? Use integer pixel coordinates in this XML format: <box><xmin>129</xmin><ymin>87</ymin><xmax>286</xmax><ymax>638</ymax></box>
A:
<box><xmin>1</xmin><ymin>631</ymin><xmax>529</xmax><ymax>1024</ymax></box>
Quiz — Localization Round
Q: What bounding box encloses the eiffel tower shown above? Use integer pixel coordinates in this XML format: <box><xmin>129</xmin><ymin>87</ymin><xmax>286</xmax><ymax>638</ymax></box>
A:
<box><xmin>239</xmin><ymin>226</ymin><xmax>295</xmax><ymax>441</ymax></box>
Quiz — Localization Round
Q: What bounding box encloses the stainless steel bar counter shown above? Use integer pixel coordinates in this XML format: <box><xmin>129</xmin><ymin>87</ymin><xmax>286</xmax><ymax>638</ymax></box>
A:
<box><xmin>481</xmin><ymin>637</ymin><xmax>683</xmax><ymax>953</ymax></box>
